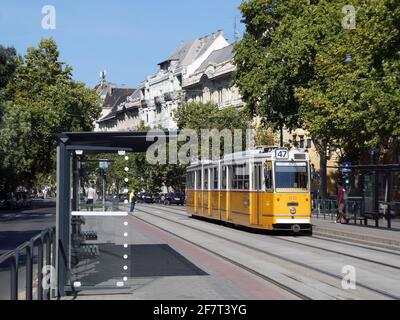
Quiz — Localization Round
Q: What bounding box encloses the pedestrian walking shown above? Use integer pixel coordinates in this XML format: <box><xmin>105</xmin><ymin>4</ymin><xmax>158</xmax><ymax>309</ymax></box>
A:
<box><xmin>336</xmin><ymin>181</ymin><xmax>346</xmax><ymax>223</ymax></box>
<box><xmin>43</xmin><ymin>186</ymin><xmax>48</xmax><ymax>199</ymax></box>
<box><xmin>86</xmin><ymin>184</ymin><xmax>97</xmax><ymax>211</ymax></box>
<box><xmin>129</xmin><ymin>189</ymin><xmax>136</xmax><ymax>213</ymax></box>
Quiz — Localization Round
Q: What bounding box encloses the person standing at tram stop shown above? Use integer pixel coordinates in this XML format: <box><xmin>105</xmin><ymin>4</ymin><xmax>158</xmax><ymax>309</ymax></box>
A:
<box><xmin>86</xmin><ymin>183</ymin><xmax>97</xmax><ymax>211</ymax></box>
<box><xmin>336</xmin><ymin>181</ymin><xmax>346</xmax><ymax>224</ymax></box>
<box><xmin>129</xmin><ymin>189</ymin><xmax>137</xmax><ymax>213</ymax></box>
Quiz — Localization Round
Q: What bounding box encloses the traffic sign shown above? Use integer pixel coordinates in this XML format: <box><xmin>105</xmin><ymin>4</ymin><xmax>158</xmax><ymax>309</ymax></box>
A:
<box><xmin>341</xmin><ymin>162</ymin><xmax>352</xmax><ymax>174</ymax></box>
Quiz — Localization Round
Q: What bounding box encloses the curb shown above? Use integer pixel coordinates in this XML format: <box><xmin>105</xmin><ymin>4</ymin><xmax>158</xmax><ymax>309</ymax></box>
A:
<box><xmin>313</xmin><ymin>227</ymin><xmax>400</xmax><ymax>250</ymax></box>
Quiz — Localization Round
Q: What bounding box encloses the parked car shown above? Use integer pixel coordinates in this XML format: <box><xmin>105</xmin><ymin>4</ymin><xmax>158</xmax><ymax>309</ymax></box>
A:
<box><xmin>139</xmin><ymin>192</ymin><xmax>154</xmax><ymax>204</ymax></box>
<box><xmin>164</xmin><ymin>192</ymin><xmax>185</xmax><ymax>206</ymax></box>
<box><xmin>0</xmin><ymin>192</ymin><xmax>17</xmax><ymax>210</ymax></box>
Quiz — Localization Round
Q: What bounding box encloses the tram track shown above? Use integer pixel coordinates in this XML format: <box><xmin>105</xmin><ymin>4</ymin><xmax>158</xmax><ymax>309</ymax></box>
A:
<box><xmin>132</xmin><ymin>212</ymin><xmax>311</xmax><ymax>300</ymax></box>
<box><xmin>141</xmin><ymin>204</ymin><xmax>400</xmax><ymax>265</ymax></box>
<box><xmin>135</xmin><ymin>204</ymin><xmax>400</xmax><ymax>300</ymax></box>
<box><xmin>166</xmin><ymin>205</ymin><xmax>400</xmax><ymax>253</ymax></box>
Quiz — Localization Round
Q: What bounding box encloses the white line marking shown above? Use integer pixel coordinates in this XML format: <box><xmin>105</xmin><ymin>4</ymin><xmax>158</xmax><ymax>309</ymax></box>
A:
<box><xmin>276</xmin><ymin>219</ymin><xmax>310</xmax><ymax>224</ymax></box>
<box><xmin>71</xmin><ymin>211</ymin><xmax>128</xmax><ymax>217</ymax></box>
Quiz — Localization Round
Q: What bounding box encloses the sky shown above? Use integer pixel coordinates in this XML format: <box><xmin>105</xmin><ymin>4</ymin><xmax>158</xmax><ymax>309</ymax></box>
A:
<box><xmin>0</xmin><ymin>0</ymin><xmax>245</xmax><ymax>88</ymax></box>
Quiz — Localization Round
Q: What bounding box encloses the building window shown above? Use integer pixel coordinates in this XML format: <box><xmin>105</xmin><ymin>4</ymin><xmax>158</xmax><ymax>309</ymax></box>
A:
<box><xmin>299</xmin><ymin>135</ymin><xmax>304</xmax><ymax>148</ymax></box>
<box><xmin>218</xmin><ymin>88</ymin><xmax>223</xmax><ymax>106</ymax></box>
<box><xmin>306</xmin><ymin>138</ymin><xmax>312</xmax><ymax>149</ymax></box>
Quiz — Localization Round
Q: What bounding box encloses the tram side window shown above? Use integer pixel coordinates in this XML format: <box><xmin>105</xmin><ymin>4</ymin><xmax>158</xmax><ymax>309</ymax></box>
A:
<box><xmin>222</xmin><ymin>166</ymin><xmax>227</xmax><ymax>190</ymax></box>
<box><xmin>232</xmin><ymin>164</ymin><xmax>250</xmax><ymax>190</ymax></box>
<box><xmin>204</xmin><ymin>169</ymin><xmax>209</xmax><ymax>190</ymax></box>
<box><xmin>187</xmin><ymin>172</ymin><xmax>194</xmax><ymax>189</ymax></box>
<box><xmin>212</xmin><ymin>167</ymin><xmax>218</xmax><ymax>189</ymax></box>
<box><xmin>264</xmin><ymin>161</ymin><xmax>273</xmax><ymax>190</ymax></box>
<box><xmin>196</xmin><ymin>170</ymin><xmax>202</xmax><ymax>190</ymax></box>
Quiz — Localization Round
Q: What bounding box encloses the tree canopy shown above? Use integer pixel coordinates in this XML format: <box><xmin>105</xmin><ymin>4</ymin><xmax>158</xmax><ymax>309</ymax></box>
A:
<box><xmin>234</xmin><ymin>0</ymin><xmax>400</xmax><ymax>162</ymax></box>
<box><xmin>0</xmin><ymin>38</ymin><xmax>101</xmax><ymax>191</ymax></box>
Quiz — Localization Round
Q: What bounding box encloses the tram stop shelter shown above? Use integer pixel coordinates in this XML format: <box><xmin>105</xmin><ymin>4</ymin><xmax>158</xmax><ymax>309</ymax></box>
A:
<box><xmin>55</xmin><ymin>131</ymin><xmax>177</xmax><ymax>297</ymax></box>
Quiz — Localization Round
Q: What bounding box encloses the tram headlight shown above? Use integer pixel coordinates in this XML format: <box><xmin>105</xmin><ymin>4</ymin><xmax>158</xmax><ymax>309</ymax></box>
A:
<box><xmin>290</xmin><ymin>207</ymin><xmax>296</xmax><ymax>215</ymax></box>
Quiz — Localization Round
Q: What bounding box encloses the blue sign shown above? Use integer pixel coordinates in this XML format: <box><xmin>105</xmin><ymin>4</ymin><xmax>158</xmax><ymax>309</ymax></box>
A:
<box><xmin>341</xmin><ymin>162</ymin><xmax>352</xmax><ymax>174</ymax></box>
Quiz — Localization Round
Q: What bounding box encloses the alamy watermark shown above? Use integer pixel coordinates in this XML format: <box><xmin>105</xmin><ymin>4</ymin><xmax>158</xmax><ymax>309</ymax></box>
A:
<box><xmin>41</xmin><ymin>265</ymin><xmax>56</xmax><ymax>290</ymax></box>
<box><xmin>41</xmin><ymin>5</ymin><xmax>56</xmax><ymax>30</ymax></box>
<box><xmin>341</xmin><ymin>265</ymin><xmax>356</xmax><ymax>290</ymax></box>
<box><xmin>342</xmin><ymin>5</ymin><xmax>356</xmax><ymax>30</ymax></box>
<box><xmin>145</xmin><ymin>129</ymin><xmax>256</xmax><ymax>165</ymax></box>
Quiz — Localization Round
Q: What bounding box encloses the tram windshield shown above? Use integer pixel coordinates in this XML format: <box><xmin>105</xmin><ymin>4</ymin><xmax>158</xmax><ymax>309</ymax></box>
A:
<box><xmin>275</xmin><ymin>162</ymin><xmax>308</xmax><ymax>192</ymax></box>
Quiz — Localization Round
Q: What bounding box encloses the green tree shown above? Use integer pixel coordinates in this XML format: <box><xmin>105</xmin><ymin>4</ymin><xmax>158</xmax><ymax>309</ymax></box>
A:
<box><xmin>0</xmin><ymin>45</ymin><xmax>17</xmax><ymax>120</ymax></box>
<box><xmin>295</xmin><ymin>0</ymin><xmax>400</xmax><ymax>161</ymax></box>
<box><xmin>175</xmin><ymin>101</ymin><xmax>250</xmax><ymax>159</ymax></box>
<box><xmin>0</xmin><ymin>38</ymin><xmax>101</xmax><ymax>190</ymax></box>
<box><xmin>0</xmin><ymin>45</ymin><xmax>18</xmax><ymax>191</ymax></box>
<box><xmin>234</xmin><ymin>0</ymin><xmax>400</xmax><ymax>197</ymax></box>
<box><xmin>234</xmin><ymin>0</ymin><xmax>313</xmax><ymax>136</ymax></box>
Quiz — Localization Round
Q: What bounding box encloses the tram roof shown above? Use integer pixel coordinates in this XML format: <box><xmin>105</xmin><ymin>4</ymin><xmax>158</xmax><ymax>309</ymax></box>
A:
<box><xmin>188</xmin><ymin>147</ymin><xmax>309</xmax><ymax>168</ymax></box>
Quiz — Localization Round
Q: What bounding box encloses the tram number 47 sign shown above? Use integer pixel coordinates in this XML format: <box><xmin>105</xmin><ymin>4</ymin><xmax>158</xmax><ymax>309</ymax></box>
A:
<box><xmin>276</xmin><ymin>148</ymin><xmax>289</xmax><ymax>159</ymax></box>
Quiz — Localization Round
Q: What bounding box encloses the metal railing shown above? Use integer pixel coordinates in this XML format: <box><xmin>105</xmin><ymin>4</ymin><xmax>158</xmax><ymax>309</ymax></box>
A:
<box><xmin>0</xmin><ymin>227</ymin><xmax>56</xmax><ymax>300</ymax></box>
<box><xmin>312</xmin><ymin>198</ymin><xmax>398</xmax><ymax>228</ymax></box>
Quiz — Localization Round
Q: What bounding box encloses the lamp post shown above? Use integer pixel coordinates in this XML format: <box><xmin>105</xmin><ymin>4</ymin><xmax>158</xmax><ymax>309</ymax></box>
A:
<box><xmin>99</xmin><ymin>160</ymin><xmax>109</xmax><ymax>211</ymax></box>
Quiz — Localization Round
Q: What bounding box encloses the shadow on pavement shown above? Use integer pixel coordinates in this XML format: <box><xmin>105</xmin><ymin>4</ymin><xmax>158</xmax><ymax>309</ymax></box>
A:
<box><xmin>73</xmin><ymin>243</ymin><xmax>207</xmax><ymax>287</ymax></box>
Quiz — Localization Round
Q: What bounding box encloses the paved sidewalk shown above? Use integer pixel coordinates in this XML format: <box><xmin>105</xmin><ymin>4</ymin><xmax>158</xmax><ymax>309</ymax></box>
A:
<box><xmin>311</xmin><ymin>215</ymin><xmax>400</xmax><ymax>249</ymax></box>
<box><xmin>63</xmin><ymin>213</ymin><xmax>295</xmax><ymax>300</ymax></box>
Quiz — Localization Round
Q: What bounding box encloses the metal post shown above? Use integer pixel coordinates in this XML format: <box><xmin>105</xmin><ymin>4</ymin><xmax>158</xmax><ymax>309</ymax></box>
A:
<box><xmin>103</xmin><ymin>174</ymin><xmax>106</xmax><ymax>211</ymax></box>
<box><xmin>51</xmin><ymin>230</ymin><xmax>57</xmax><ymax>299</ymax></box>
<box><xmin>344</xmin><ymin>190</ymin><xmax>349</xmax><ymax>223</ymax></box>
<box><xmin>44</xmin><ymin>232</ymin><xmax>51</xmax><ymax>300</ymax></box>
<box><xmin>38</xmin><ymin>237</ymin><xmax>44</xmax><ymax>300</ymax></box>
<box><xmin>10</xmin><ymin>254</ymin><xmax>18</xmax><ymax>300</ymax></box>
<box><xmin>25</xmin><ymin>242</ymin><xmax>33</xmax><ymax>300</ymax></box>
<box><xmin>56</xmin><ymin>142</ymin><xmax>71</xmax><ymax>298</ymax></box>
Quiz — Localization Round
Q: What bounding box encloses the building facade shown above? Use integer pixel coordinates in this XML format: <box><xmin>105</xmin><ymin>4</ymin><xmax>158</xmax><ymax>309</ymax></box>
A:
<box><xmin>93</xmin><ymin>31</ymin><xmax>339</xmax><ymax>195</ymax></box>
<box><xmin>96</xmin><ymin>30</ymin><xmax>230</xmax><ymax>131</ymax></box>
<box><xmin>182</xmin><ymin>44</ymin><xmax>243</xmax><ymax>109</ymax></box>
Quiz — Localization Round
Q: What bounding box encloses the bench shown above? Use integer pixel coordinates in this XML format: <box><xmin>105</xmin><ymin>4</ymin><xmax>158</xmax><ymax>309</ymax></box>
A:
<box><xmin>361</xmin><ymin>212</ymin><xmax>382</xmax><ymax>227</ymax></box>
<box><xmin>362</xmin><ymin>211</ymin><xmax>395</xmax><ymax>228</ymax></box>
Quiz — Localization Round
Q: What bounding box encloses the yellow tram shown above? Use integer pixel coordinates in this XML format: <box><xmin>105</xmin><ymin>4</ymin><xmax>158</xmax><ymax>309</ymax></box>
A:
<box><xmin>186</xmin><ymin>147</ymin><xmax>312</xmax><ymax>233</ymax></box>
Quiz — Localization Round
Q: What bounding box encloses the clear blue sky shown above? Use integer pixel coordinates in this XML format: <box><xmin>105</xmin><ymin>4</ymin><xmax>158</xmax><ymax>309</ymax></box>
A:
<box><xmin>0</xmin><ymin>0</ymin><xmax>245</xmax><ymax>88</ymax></box>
